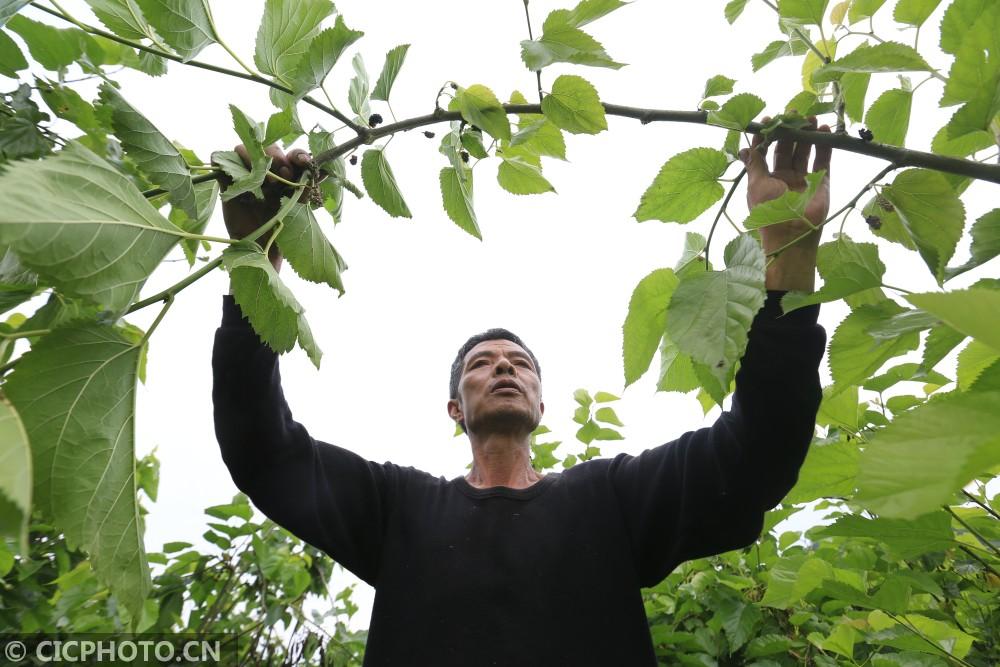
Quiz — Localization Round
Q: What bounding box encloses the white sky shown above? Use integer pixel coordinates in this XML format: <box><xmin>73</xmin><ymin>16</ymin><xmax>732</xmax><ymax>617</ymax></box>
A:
<box><xmin>15</xmin><ymin>0</ymin><xmax>996</xmax><ymax>631</ymax></box>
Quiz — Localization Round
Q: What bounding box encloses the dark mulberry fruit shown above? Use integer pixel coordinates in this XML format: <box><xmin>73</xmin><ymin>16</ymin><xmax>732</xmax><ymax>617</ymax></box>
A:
<box><xmin>423</xmin><ymin>130</ymin><xmax>435</xmax><ymax>138</ymax></box>
<box><xmin>875</xmin><ymin>194</ymin><xmax>895</xmax><ymax>212</ymax></box>
<box><xmin>349</xmin><ymin>154</ymin><xmax>358</xmax><ymax>165</ymax></box>
<box><xmin>460</xmin><ymin>150</ymin><xmax>469</xmax><ymax>163</ymax></box>
<box><xmin>368</xmin><ymin>113</ymin><xmax>383</xmax><ymax>127</ymax></box>
<box><xmin>859</xmin><ymin>128</ymin><xmax>874</xmax><ymax>142</ymax></box>
<box><xmin>865</xmin><ymin>215</ymin><xmax>882</xmax><ymax>230</ymax></box>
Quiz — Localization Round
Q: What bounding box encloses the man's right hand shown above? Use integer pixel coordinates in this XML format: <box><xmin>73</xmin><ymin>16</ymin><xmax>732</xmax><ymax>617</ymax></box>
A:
<box><xmin>218</xmin><ymin>144</ymin><xmax>312</xmax><ymax>272</ymax></box>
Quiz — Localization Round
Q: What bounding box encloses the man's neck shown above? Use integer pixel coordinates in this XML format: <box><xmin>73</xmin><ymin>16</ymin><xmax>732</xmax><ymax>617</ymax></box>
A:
<box><xmin>465</xmin><ymin>433</ymin><xmax>544</xmax><ymax>490</ymax></box>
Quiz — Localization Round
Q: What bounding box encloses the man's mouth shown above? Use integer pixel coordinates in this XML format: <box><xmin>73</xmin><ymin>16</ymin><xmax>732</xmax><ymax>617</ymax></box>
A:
<box><xmin>491</xmin><ymin>381</ymin><xmax>521</xmax><ymax>394</ymax></box>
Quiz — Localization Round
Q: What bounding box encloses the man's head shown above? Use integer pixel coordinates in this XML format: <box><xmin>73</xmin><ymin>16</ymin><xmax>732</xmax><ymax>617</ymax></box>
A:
<box><xmin>448</xmin><ymin>329</ymin><xmax>543</xmax><ymax>435</ymax></box>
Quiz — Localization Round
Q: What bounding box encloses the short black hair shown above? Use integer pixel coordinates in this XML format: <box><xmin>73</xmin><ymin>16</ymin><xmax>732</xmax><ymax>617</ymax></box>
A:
<box><xmin>449</xmin><ymin>328</ymin><xmax>541</xmax><ymax>400</ymax></box>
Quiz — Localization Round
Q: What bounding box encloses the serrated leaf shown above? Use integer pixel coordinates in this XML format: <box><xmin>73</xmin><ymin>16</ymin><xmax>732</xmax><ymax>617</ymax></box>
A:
<box><xmin>497</xmin><ymin>156</ymin><xmax>556</xmax><ymax>195</ymax></box>
<box><xmin>956</xmin><ymin>340</ymin><xmax>998</xmax><ymax>390</ymax></box>
<box><xmin>4</xmin><ymin>324</ymin><xmax>151</xmax><ymax>617</ymax></box>
<box><xmin>275</xmin><ymin>200</ymin><xmax>347</xmax><ymax>293</ymax></box>
<box><xmin>440</xmin><ymin>166</ymin><xmax>479</xmax><ymax>239</ymax></box>
<box><xmin>855</xmin><ymin>390</ymin><xmax>1000</xmax><ymax>518</ymax></box>
<box><xmin>786</xmin><ymin>437</ymin><xmax>860</xmax><ymax>504</ymax></box>
<box><xmin>802</xmin><ymin>39</ymin><xmax>836</xmax><ymax>93</ymax></box>
<box><xmin>706</xmin><ymin>92</ymin><xmax>765</xmax><ymax>130</ymax></box>
<box><xmin>286</xmin><ymin>16</ymin><xmax>363</xmax><ymax>102</ymax></box>
<box><xmin>556</xmin><ymin>0</ymin><xmax>628</xmax><ymax>27</ymax></box>
<box><xmin>85</xmin><ymin>0</ymin><xmax>154</xmax><ymax>41</ymax></box>
<box><xmin>778</xmin><ymin>0</ymin><xmax>830</xmax><ymax>25</ymax></box>
<box><xmin>449</xmin><ymin>83</ymin><xmax>511</xmax><ymax>142</ymax></box>
<box><xmin>7</xmin><ymin>15</ymin><xmax>84</xmax><ymax>70</ymax></box>
<box><xmin>945</xmin><ymin>209</ymin><xmax>1000</xmax><ymax>280</ymax></box>
<box><xmin>847</xmin><ymin>0</ymin><xmax>888</xmax><ymax>23</ymax></box>
<box><xmin>841</xmin><ymin>72</ymin><xmax>870</xmax><ymax>123</ymax></box>
<box><xmin>0</xmin><ymin>0</ymin><xmax>30</xmax><ymax>27</ymax></box>
<box><xmin>0</xmin><ymin>397</ymin><xmax>30</xmax><ymax>554</ymax></box>
<box><xmin>724</xmin><ymin>0</ymin><xmax>750</xmax><ymax>24</ymax></box>
<box><xmin>371</xmin><ymin>43</ymin><xmax>408</xmax><ymax>102</ymax></box>
<box><xmin>169</xmin><ymin>179</ymin><xmax>218</xmax><ymax>265</ymax></box>
<box><xmin>744</xmin><ymin>170</ymin><xmax>825</xmax><ymax>230</ymax></box>
<box><xmin>222</xmin><ymin>246</ymin><xmax>321</xmax><ymax>367</ymax></box>
<box><xmin>894</xmin><ymin>0</ymin><xmax>944</xmax><ymax>26</ymax></box>
<box><xmin>864</xmin><ymin>362</ymin><xmax>949</xmax><ymax>392</ymax></box>
<box><xmin>508</xmin><ymin>90</ymin><xmax>567</xmax><ymax>160</ymax></box>
<box><xmin>347</xmin><ymin>52</ymin><xmax>370</xmax><ymax>119</ymax></box>
<box><xmin>752</xmin><ymin>36</ymin><xmax>810</xmax><ymax>71</ymax></box>
<box><xmin>361</xmin><ymin>148</ymin><xmax>411</xmax><ymax>218</ymax></box>
<box><xmin>665</xmin><ymin>234</ymin><xmax>766</xmax><ymax>384</ymax></box>
<box><xmin>907</xmin><ymin>288</ymin><xmax>1000</xmax><ymax>353</ymax></box>
<box><xmin>134</xmin><ymin>0</ymin><xmax>216</xmax><ymax>60</ymax></box>
<box><xmin>813</xmin><ymin>42</ymin><xmax>931</xmax><ymax>84</ymax></box>
<box><xmin>760</xmin><ymin>555</ymin><xmax>833</xmax><ymax>609</ymax></box>
<box><xmin>0</xmin><ymin>142</ymin><xmax>184</xmax><ymax>313</ymax></box>
<box><xmin>0</xmin><ymin>28</ymin><xmax>27</xmax><ymax>77</ymax></box>
<box><xmin>622</xmin><ymin>268</ymin><xmax>679</xmax><ymax>386</ymax></box>
<box><xmin>882</xmin><ymin>169</ymin><xmax>964</xmax><ymax>283</ymax></box>
<box><xmin>782</xmin><ymin>235</ymin><xmax>885</xmax><ymax>312</ymax></box>
<box><xmin>520</xmin><ymin>10</ymin><xmax>625</xmax><ymax>71</ymax></box>
<box><xmin>940</xmin><ymin>0</ymin><xmax>1000</xmax><ymax>56</ymax></box>
<box><xmin>98</xmin><ymin>83</ymin><xmax>196</xmax><ymax>219</ymax></box>
<box><xmin>828</xmin><ymin>300</ymin><xmax>920</xmax><ymax>393</ymax></box>
<box><xmin>702</xmin><ymin>74</ymin><xmax>736</xmax><ymax>99</ymax></box>
<box><xmin>830</xmin><ymin>0</ymin><xmax>850</xmax><ymax>24</ymax></box>
<box><xmin>656</xmin><ymin>336</ymin><xmax>700</xmax><ymax>394</ymax></box>
<box><xmin>865</xmin><ymin>88</ymin><xmax>912</xmax><ymax>147</ymax></box>
<box><xmin>216</xmin><ymin>106</ymin><xmax>271</xmax><ymax>201</ymax></box>
<box><xmin>540</xmin><ymin>74</ymin><xmax>607</xmax><ymax>135</ymax></box>
<box><xmin>254</xmin><ymin>0</ymin><xmax>333</xmax><ymax>81</ymax></box>
<box><xmin>634</xmin><ymin>148</ymin><xmax>729</xmax><ymax>223</ymax></box>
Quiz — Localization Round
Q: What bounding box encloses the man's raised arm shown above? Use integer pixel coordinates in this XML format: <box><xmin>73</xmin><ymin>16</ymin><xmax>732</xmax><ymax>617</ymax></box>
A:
<box><xmin>211</xmin><ymin>146</ymin><xmax>392</xmax><ymax>585</ymax></box>
<box><xmin>609</xmin><ymin>119</ymin><xmax>832</xmax><ymax>586</ymax></box>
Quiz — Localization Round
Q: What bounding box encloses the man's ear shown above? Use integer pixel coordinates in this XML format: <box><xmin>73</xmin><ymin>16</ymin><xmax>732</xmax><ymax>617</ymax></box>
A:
<box><xmin>447</xmin><ymin>398</ymin><xmax>463</xmax><ymax>424</ymax></box>
<box><xmin>539</xmin><ymin>400</ymin><xmax>545</xmax><ymax>418</ymax></box>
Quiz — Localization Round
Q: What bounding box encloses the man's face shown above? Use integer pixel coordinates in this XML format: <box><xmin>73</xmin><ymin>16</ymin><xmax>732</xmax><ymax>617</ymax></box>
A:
<box><xmin>447</xmin><ymin>339</ymin><xmax>544</xmax><ymax>436</ymax></box>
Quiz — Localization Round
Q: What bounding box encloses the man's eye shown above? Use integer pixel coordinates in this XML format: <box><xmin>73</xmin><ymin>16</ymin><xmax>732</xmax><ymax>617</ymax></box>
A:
<box><xmin>471</xmin><ymin>360</ymin><xmax>488</xmax><ymax>368</ymax></box>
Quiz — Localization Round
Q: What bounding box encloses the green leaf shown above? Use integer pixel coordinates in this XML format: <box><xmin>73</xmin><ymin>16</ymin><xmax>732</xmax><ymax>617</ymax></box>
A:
<box><xmin>622</xmin><ymin>268</ymin><xmax>679</xmax><ymax>386</ymax></box>
<box><xmin>85</xmin><ymin>0</ymin><xmax>154</xmax><ymax>41</ymax></box>
<box><xmin>841</xmin><ymin>72</ymin><xmax>870</xmax><ymax>122</ymax></box>
<box><xmin>940</xmin><ymin>0</ymin><xmax>1000</xmax><ymax>55</ymax></box>
<box><xmin>98</xmin><ymin>83</ymin><xmax>196</xmax><ymax>219</ymax></box>
<box><xmin>907</xmin><ymin>288</ymin><xmax>1000</xmax><ymax>353</ymax></box>
<box><xmin>656</xmin><ymin>336</ymin><xmax>700</xmax><ymax>393</ymax></box>
<box><xmin>882</xmin><ymin>169</ymin><xmax>965</xmax><ymax>283</ymax></box>
<box><xmin>865</xmin><ymin>88</ymin><xmax>912</xmax><ymax>147</ymax></box>
<box><xmin>555</xmin><ymin>0</ymin><xmax>629</xmax><ymax>27</ymax></box>
<box><xmin>275</xmin><ymin>201</ymin><xmax>347</xmax><ymax>293</ymax></box>
<box><xmin>944</xmin><ymin>209</ymin><xmax>1000</xmax><ymax>280</ymax></box>
<box><xmin>439</xmin><ymin>166</ymin><xmax>480</xmax><ymax>239</ymax></box>
<box><xmin>761</xmin><ymin>555</ymin><xmax>833</xmax><ymax>609</ymax></box>
<box><xmin>665</xmin><ymin>234</ymin><xmax>766</xmax><ymax>384</ymax></box>
<box><xmin>461</xmin><ymin>128</ymin><xmax>489</xmax><ymax>159</ymax></box>
<box><xmin>816</xmin><ymin>511</ymin><xmax>953</xmax><ymax>558</ymax></box>
<box><xmin>724</xmin><ymin>0</ymin><xmax>750</xmax><ymax>24</ymax></box>
<box><xmin>782</xmin><ymin>235</ymin><xmax>885</xmax><ymax>312</ymax></box>
<box><xmin>702</xmin><ymin>74</ymin><xmax>736</xmax><ymax>99</ymax></box>
<box><xmin>540</xmin><ymin>74</ymin><xmax>607</xmax><ymax>135</ymax></box>
<box><xmin>169</xmin><ymin>179</ymin><xmax>218</xmax><ymax>265</ymax></box>
<box><xmin>204</xmin><ymin>499</ymin><xmax>252</xmax><ymax>521</ymax></box>
<box><xmin>216</xmin><ymin>105</ymin><xmax>271</xmax><ymax>202</ymax></box>
<box><xmin>222</xmin><ymin>246</ymin><xmax>321</xmax><ymax>367</ymax></box>
<box><xmin>347</xmin><ymin>52</ymin><xmax>370</xmax><ymax>119</ymax></box>
<box><xmin>4</xmin><ymin>324</ymin><xmax>151</xmax><ymax>618</ymax></box>
<box><xmin>894</xmin><ymin>0</ymin><xmax>944</xmax><ymax>26</ymax></box>
<box><xmin>0</xmin><ymin>0</ymin><xmax>30</xmax><ymax>27</ymax></box>
<box><xmin>497</xmin><ymin>156</ymin><xmax>556</xmax><ymax>195</ymax></box>
<box><xmin>7</xmin><ymin>15</ymin><xmax>84</xmax><ymax>70</ymax></box>
<box><xmin>744</xmin><ymin>171</ymin><xmax>825</xmax><ymax>230</ymax></box>
<box><xmin>448</xmin><ymin>84</ymin><xmax>511</xmax><ymax>142</ymax></box>
<box><xmin>0</xmin><ymin>397</ymin><xmax>30</xmax><ymax>554</ymax></box>
<box><xmin>360</xmin><ymin>148</ymin><xmax>412</xmax><ymax>218</ymax></box>
<box><xmin>263</xmin><ymin>107</ymin><xmax>297</xmax><ymax>146</ymax></box>
<box><xmin>920</xmin><ymin>324</ymin><xmax>965</xmax><ymax>374</ymax></box>
<box><xmin>715</xmin><ymin>595</ymin><xmax>761</xmax><ymax>651</ymax></box>
<box><xmin>0</xmin><ymin>142</ymin><xmax>184</xmax><ymax>313</ymax></box>
<box><xmin>254</xmin><ymin>0</ymin><xmax>333</xmax><ymax>81</ymax></box>
<box><xmin>778</xmin><ymin>0</ymin><xmax>830</xmax><ymax>25</ymax></box>
<box><xmin>634</xmin><ymin>148</ymin><xmax>729</xmax><ymax>223</ymax></box>
<box><xmin>816</xmin><ymin>384</ymin><xmax>863</xmax><ymax>431</ymax></box>
<box><xmin>864</xmin><ymin>362</ymin><xmax>949</xmax><ymax>392</ymax></box>
<box><xmin>508</xmin><ymin>90</ymin><xmax>567</xmax><ymax>160</ymax></box>
<box><xmin>36</xmin><ymin>80</ymin><xmax>105</xmax><ymax>138</ymax></box>
<box><xmin>519</xmin><ymin>10</ymin><xmax>625</xmax><ymax>71</ymax></box>
<box><xmin>802</xmin><ymin>38</ymin><xmax>837</xmax><ymax>93</ymax></box>
<box><xmin>0</xmin><ymin>28</ymin><xmax>27</xmax><ymax>77</ymax></box>
<box><xmin>828</xmin><ymin>300</ymin><xmax>921</xmax><ymax>393</ymax></box>
<box><xmin>855</xmin><ymin>390</ymin><xmax>1000</xmax><ymax>518</ymax></box>
<box><xmin>287</xmin><ymin>16</ymin><xmax>364</xmax><ymax>101</ymax></box>
<box><xmin>847</xmin><ymin>0</ymin><xmax>888</xmax><ymax>23</ymax></box>
<box><xmin>706</xmin><ymin>93</ymin><xmax>765</xmax><ymax>131</ymax></box>
<box><xmin>371</xmin><ymin>43</ymin><xmax>409</xmax><ymax>102</ymax></box>
<box><xmin>786</xmin><ymin>436</ymin><xmax>859</xmax><ymax>503</ymax></box>
<box><xmin>812</xmin><ymin>42</ymin><xmax>931</xmax><ymax>84</ymax></box>
<box><xmin>135</xmin><ymin>0</ymin><xmax>216</xmax><ymax>60</ymax></box>
<box><xmin>752</xmin><ymin>36</ymin><xmax>810</xmax><ymax>71</ymax></box>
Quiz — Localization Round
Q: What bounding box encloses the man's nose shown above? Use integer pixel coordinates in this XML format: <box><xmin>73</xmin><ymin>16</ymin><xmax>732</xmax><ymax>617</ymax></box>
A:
<box><xmin>494</xmin><ymin>357</ymin><xmax>516</xmax><ymax>375</ymax></box>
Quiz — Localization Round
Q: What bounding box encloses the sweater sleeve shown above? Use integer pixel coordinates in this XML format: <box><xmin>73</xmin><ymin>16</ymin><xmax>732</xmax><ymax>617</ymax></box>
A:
<box><xmin>212</xmin><ymin>295</ymin><xmax>391</xmax><ymax>585</ymax></box>
<box><xmin>609</xmin><ymin>290</ymin><xmax>826</xmax><ymax>586</ymax></box>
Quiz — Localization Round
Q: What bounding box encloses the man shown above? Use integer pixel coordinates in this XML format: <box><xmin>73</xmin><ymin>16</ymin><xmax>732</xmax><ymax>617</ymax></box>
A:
<box><xmin>213</xmin><ymin>118</ymin><xmax>831</xmax><ymax>665</ymax></box>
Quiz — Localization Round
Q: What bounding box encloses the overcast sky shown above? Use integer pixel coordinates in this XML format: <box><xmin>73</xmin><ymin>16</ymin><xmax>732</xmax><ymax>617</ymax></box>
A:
<box><xmin>19</xmin><ymin>0</ymin><xmax>995</xmax><ymax>630</ymax></box>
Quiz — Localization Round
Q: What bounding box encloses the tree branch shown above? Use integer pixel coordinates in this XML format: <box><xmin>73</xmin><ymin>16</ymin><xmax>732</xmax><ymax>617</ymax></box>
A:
<box><xmin>31</xmin><ymin>2</ymin><xmax>365</xmax><ymax>135</ymax></box>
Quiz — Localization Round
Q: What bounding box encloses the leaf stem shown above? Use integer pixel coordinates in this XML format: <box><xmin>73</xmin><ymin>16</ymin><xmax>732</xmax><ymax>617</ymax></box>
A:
<box><xmin>703</xmin><ymin>166</ymin><xmax>747</xmax><ymax>267</ymax></box>
<box><xmin>958</xmin><ymin>544</ymin><xmax>1000</xmax><ymax>579</ymax></box>
<box><xmin>32</xmin><ymin>2</ymin><xmax>364</xmax><ymax>134</ymax></box>
<box><xmin>0</xmin><ymin>329</ymin><xmax>51</xmax><ymax>340</ymax></box>
<box><xmin>884</xmin><ymin>612</ymin><xmax>976</xmax><ymax>667</ymax></box>
<box><xmin>522</xmin><ymin>0</ymin><xmax>544</xmax><ymax>104</ymax></box>
<box><xmin>880</xmin><ymin>282</ymin><xmax>913</xmax><ymax>294</ymax></box>
<box><xmin>945</xmin><ymin>505</ymin><xmax>1000</xmax><ymax>559</ymax></box>
<box><xmin>140</xmin><ymin>294</ymin><xmax>173</xmax><ymax>344</ymax></box>
<box><xmin>126</xmin><ymin>256</ymin><xmax>223</xmax><ymax>313</ymax></box>
<box><xmin>961</xmin><ymin>489</ymin><xmax>1000</xmax><ymax>522</ymax></box>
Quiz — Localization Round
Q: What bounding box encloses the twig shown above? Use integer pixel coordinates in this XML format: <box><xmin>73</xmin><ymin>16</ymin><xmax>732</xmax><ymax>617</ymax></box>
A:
<box><xmin>945</xmin><ymin>505</ymin><xmax>1000</xmax><ymax>559</ymax></box>
<box><xmin>522</xmin><ymin>0</ymin><xmax>543</xmax><ymax>104</ymax></box>
<box><xmin>703</xmin><ymin>167</ymin><xmax>747</xmax><ymax>266</ymax></box>
<box><xmin>958</xmin><ymin>544</ymin><xmax>1000</xmax><ymax>579</ymax></box>
<box><xmin>962</xmin><ymin>489</ymin><xmax>1000</xmax><ymax>522</ymax></box>
<box><xmin>31</xmin><ymin>2</ymin><xmax>366</xmax><ymax>135</ymax></box>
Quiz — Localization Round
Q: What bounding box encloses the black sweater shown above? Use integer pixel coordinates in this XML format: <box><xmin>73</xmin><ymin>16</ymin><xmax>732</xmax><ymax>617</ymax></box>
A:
<box><xmin>212</xmin><ymin>291</ymin><xmax>825</xmax><ymax>666</ymax></box>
